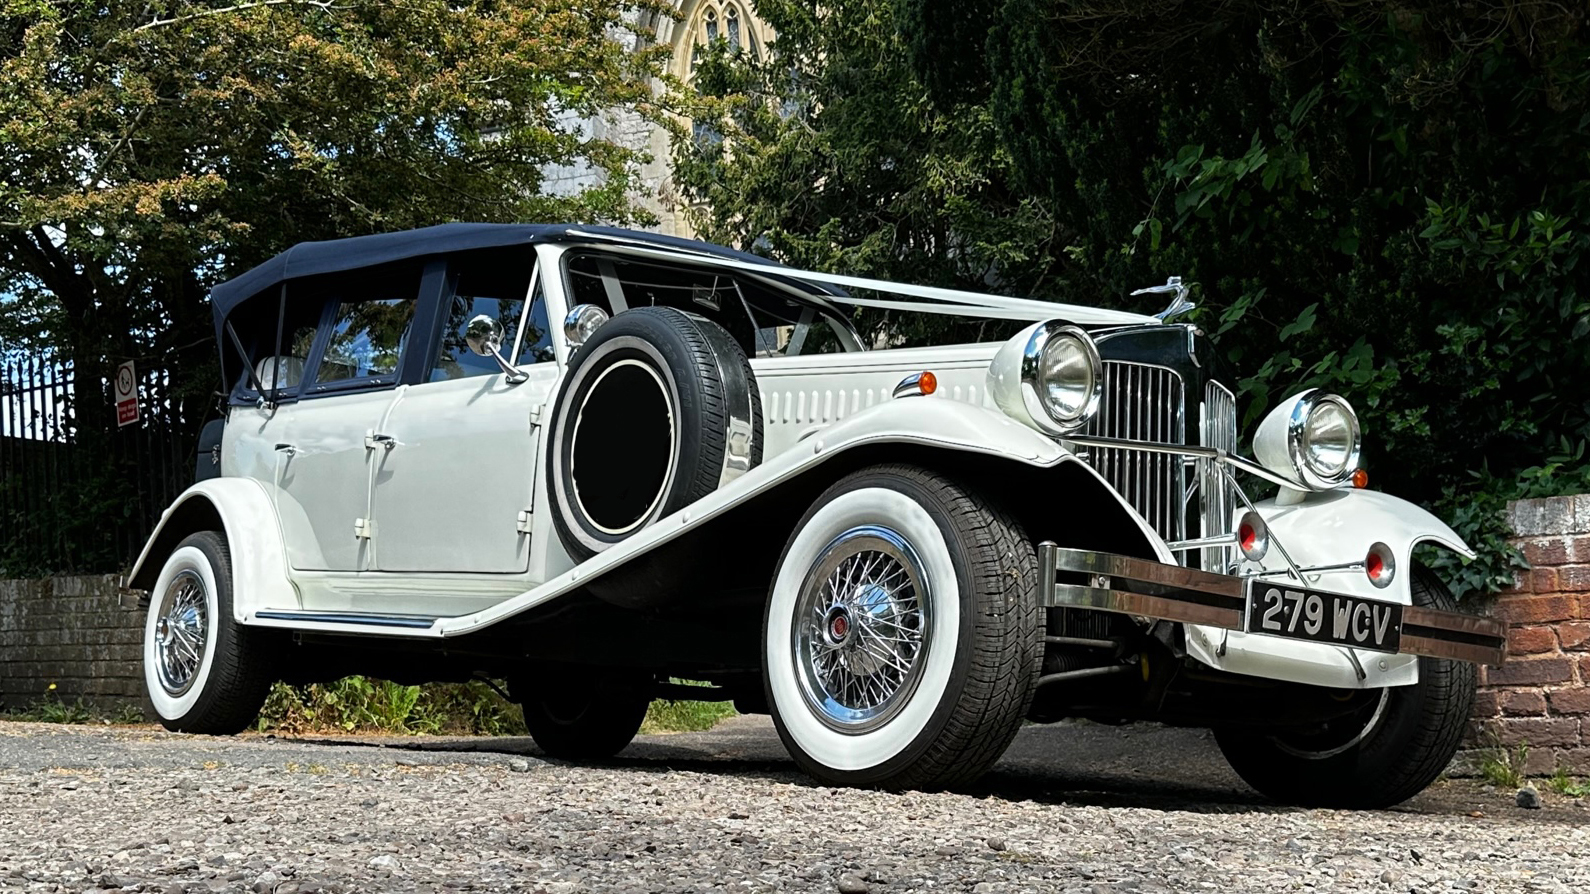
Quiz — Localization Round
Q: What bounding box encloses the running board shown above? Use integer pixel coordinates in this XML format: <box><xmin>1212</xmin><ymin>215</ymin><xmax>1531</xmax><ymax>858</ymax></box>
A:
<box><xmin>1037</xmin><ymin>544</ymin><xmax>1507</xmax><ymax>666</ymax></box>
<box><xmin>249</xmin><ymin>610</ymin><xmax>442</xmax><ymax>634</ymax></box>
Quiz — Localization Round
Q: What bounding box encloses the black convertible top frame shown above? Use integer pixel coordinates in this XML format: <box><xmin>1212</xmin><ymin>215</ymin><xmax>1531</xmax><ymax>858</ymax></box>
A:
<box><xmin>209</xmin><ymin>223</ymin><xmax>836</xmax><ymax>389</ymax></box>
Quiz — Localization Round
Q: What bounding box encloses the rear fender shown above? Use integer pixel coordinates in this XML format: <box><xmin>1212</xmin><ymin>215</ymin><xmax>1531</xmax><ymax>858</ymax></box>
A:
<box><xmin>125</xmin><ymin>478</ymin><xmax>297</xmax><ymax>621</ymax></box>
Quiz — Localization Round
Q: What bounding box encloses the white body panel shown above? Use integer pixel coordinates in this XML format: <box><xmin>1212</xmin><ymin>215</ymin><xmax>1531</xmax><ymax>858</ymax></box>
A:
<box><xmin>370</xmin><ymin>365</ymin><xmax>557</xmax><ymax>574</ymax></box>
<box><xmin>1184</xmin><ymin>487</ymin><xmax>1474</xmax><ymax>688</ymax></box>
<box><xmin>207</xmin><ymin>396</ymin><xmax>1167</xmax><ymax>639</ymax></box>
<box><xmin>127</xmin><ymin>478</ymin><xmax>298</xmax><ymax>620</ymax></box>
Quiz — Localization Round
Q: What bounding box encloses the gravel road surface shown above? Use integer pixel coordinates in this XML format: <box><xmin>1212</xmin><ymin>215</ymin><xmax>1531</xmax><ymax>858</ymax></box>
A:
<box><xmin>1</xmin><ymin>716</ymin><xmax>1585</xmax><ymax>893</ymax></box>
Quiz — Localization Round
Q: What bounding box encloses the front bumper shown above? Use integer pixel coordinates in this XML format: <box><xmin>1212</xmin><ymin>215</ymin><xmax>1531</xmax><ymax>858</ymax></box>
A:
<box><xmin>1037</xmin><ymin>545</ymin><xmax>1507</xmax><ymax>667</ymax></box>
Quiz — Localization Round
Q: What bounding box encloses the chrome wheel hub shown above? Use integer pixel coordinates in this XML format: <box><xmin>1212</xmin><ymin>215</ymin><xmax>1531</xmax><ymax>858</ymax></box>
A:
<box><xmin>153</xmin><ymin>570</ymin><xmax>208</xmax><ymax>697</ymax></box>
<box><xmin>793</xmin><ymin>525</ymin><xmax>932</xmax><ymax>733</ymax></box>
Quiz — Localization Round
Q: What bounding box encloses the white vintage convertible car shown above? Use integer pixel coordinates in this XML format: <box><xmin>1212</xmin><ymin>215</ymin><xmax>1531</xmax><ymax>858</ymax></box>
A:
<box><xmin>123</xmin><ymin>223</ymin><xmax>1504</xmax><ymax>806</ymax></box>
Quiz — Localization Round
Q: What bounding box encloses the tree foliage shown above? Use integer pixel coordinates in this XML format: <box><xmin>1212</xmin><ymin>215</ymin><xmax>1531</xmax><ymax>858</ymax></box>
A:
<box><xmin>674</xmin><ymin>0</ymin><xmax>1590</xmax><ymax>595</ymax></box>
<box><xmin>0</xmin><ymin>0</ymin><xmax>668</xmax><ymax>572</ymax></box>
<box><xmin>2</xmin><ymin>0</ymin><xmax>668</xmax><ymax>410</ymax></box>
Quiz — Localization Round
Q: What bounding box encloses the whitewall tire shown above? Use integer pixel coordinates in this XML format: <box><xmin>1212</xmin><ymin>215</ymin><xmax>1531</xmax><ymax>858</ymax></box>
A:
<box><xmin>764</xmin><ymin>464</ymin><xmax>1043</xmax><ymax>790</ymax></box>
<box><xmin>143</xmin><ymin>531</ymin><xmax>274</xmax><ymax>734</ymax></box>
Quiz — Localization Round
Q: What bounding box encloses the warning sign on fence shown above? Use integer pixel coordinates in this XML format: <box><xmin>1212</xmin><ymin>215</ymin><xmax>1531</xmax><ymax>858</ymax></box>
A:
<box><xmin>114</xmin><ymin>360</ymin><xmax>139</xmax><ymax>427</ymax></box>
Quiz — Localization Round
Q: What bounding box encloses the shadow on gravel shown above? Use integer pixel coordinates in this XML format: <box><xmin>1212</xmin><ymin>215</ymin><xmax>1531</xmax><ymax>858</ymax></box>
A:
<box><xmin>281</xmin><ymin>716</ymin><xmax>1590</xmax><ymax>821</ymax></box>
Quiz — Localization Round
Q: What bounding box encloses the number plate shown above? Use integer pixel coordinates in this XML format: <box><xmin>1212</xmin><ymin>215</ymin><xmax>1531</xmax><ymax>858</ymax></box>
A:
<box><xmin>1244</xmin><ymin>581</ymin><xmax>1404</xmax><ymax>653</ymax></box>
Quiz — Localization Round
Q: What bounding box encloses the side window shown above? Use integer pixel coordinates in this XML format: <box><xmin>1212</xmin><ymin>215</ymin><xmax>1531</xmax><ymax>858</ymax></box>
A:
<box><xmin>315</xmin><ymin>298</ymin><xmax>417</xmax><ymax>384</ymax></box>
<box><xmin>431</xmin><ymin>261</ymin><xmax>552</xmax><ymax>382</ymax></box>
<box><xmin>229</xmin><ymin>288</ymin><xmax>325</xmax><ymax>400</ymax></box>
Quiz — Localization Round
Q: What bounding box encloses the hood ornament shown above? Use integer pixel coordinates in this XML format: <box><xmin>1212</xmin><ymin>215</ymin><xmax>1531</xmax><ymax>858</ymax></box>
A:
<box><xmin>1133</xmin><ymin>276</ymin><xmax>1196</xmax><ymax>322</ymax></box>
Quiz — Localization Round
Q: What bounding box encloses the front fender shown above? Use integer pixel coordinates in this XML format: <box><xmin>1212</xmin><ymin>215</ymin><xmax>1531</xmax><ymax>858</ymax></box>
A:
<box><xmin>1187</xmin><ymin>487</ymin><xmax>1473</xmax><ymax>690</ymax></box>
<box><xmin>444</xmin><ymin>396</ymin><xmax>1173</xmax><ymax>636</ymax></box>
<box><xmin>1256</xmin><ymin>488</ymin><xmax>1474</xmax><ymax>601</ymax></box>
<box><xmin>125</xmin><ymin>478</ymin><xmax>297</xmax><ymax>621</ymax></box>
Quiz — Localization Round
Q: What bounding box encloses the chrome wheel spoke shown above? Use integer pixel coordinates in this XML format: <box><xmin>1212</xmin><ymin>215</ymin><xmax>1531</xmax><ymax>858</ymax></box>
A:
<box><xmin>153</xmin><ymin>569</ymin><xmax>209</xmax><ymax>697</ymax></box>
<box><xmin>792</xmin><ymin>526</ymin><xmax>934</xmax><ymax>734</ymax></box>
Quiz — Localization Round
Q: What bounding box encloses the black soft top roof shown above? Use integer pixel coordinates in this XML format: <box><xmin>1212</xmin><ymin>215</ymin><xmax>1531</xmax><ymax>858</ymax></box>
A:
<box><xmin>210</xmin><ymin>222</ymin><xmax>815</xmax><ymax>345</ymax></box>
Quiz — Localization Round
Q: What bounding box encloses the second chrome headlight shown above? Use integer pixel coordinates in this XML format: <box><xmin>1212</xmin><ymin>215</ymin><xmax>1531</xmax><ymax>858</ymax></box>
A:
<box><xmin>988</xmin><ymin>321</ymin><xmax>1103</xmax><ymax>436</ymax></box>
<box><xmin>1254</xmin><ymin>389</ymin><xmax>1362</xmax><ymax>489</ymax></box>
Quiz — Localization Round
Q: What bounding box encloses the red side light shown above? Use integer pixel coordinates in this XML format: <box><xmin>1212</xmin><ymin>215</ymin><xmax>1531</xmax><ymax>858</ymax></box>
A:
<box><xmin>1239</xmin><ymin>522</ymin><xmax>1257</xmax><ymax>552</ymax></box>
<box><xmin>919</xmin><ymin>371</ymin><xmax>937</xmax><ymax>395</ymax></box>
<box><xmin>1366</xmin><ymin>552</ymin><xmax>1384</xmax><ymax>580</ymax></box>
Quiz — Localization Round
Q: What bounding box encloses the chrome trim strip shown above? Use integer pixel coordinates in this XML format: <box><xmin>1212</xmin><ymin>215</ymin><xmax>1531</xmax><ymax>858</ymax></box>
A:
<box><xmin>1043</xmin><ymin>545</ymin><xmax>1244</xmax><ymax>600</ymax></box>
<box><xmin>1166</xmin><ymin>533</ymin><xmax>1238</xmax><ymax>552</ymax></box>
<box><xmin>254</xmin><ymin>611</ymin><xmax>438</xmax><ymax>629</ymax></box>
<box><xmin>1047</xmin><ymin>584</ymin><xmax>1244</xmax><ymax>629</ymax></box>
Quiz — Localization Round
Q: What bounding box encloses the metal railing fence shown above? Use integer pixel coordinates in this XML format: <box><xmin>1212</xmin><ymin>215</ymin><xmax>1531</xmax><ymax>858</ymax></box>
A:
<box><xmin>0</xmin><ymin>347</ymin><xmax>203</xmax><ymax>575</ymax></box>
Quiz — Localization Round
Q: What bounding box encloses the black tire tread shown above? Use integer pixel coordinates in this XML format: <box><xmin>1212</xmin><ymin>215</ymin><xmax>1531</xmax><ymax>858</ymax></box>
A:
<box><xmin>771</xmin><ymin>463</ymin><xmax>1043</xmax><ymax>791</ymax></box>
<box><xmin>518</xmin><ymin>678</ymin><xmax>652</xmax><ymax>760</ymax></box>
<box><xmin>161</xmin><ymin>531</ymin><xmax>275</xmax><ymax>735</ymax></box>
<box><xmin>1215</xmin><ymin>563</ymin><xmax>1476</xmax><ymax>808</ymax></box>
<box><xmin>549</xmin><ymin>306</ymin><xmax>762</xmax><ymax>566</ymax></box>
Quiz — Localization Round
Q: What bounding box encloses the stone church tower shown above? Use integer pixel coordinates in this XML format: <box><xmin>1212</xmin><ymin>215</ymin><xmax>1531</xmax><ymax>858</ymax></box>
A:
<box><xmin>540</xmin><ymin>1</ymin><xmax>773</xmax><ymax>238</ymax></box>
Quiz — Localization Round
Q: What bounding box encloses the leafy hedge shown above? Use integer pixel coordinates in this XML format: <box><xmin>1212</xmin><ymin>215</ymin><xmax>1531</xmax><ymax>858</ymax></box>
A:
<box><xmin>673</xmin><ymin>1</ymin><xmax>1590</xmax><ymax>596</ymax></box>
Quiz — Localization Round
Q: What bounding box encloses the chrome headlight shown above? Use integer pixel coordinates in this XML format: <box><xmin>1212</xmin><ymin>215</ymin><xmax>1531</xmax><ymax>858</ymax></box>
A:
<box><xmin>563</xmin><ymin>304</ymin><xmax>611</xmax><ymax>349</ymax></box>
<box><xmin>1253</xmin><ymin>389</ymin><xmax>1362</xmax><ymax>489</ymax></box>
<box><xmin>987</xmin><ymin>321</ymin><xmax>1103</xmax><ymax>435</ymax></box>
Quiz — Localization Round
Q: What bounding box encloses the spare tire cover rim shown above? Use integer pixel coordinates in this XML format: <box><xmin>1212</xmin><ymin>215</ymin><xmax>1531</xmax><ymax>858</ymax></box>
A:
<box><xmin>569</xmin><ymin>356</ymin><xmax>679</xmax><ymax>537</ymax></box>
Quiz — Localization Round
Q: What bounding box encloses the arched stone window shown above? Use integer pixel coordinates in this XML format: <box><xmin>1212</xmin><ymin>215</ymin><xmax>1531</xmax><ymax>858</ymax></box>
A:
<box><xmin>675</xmin><ymin>0</ymin><xmax>768</xmax><ymax>79</ymax></box>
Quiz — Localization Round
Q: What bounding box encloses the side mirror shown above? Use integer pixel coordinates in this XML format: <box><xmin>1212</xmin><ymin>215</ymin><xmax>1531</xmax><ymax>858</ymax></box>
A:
<box><xmin>465</xmin><ymin>315</ymin><xmax>505</xmax><ymax>357</ymax></box>
<box><xmin>464</xmin><ymin>314</ymin><xmax>527</xmax><ymax>384</ymax></box>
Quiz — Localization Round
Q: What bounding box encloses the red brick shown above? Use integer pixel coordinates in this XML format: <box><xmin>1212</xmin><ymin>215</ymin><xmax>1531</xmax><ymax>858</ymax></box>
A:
<box><xmin>1550</xmin><ymin>688</ymin><xmax>1590</xmax><ymax>714</ymax></box>
<box><xmin>1521</xmin><ymin>537</ymin><xmax>1570</xmax><ymax>565</ymax></box>
<box><xmin>1509</xmin><ymin>626</ymin><xmax>1560</xmax><ymax>654</ymax></box>
<box><xmin>1487</xmin><ymin>657</ymin><xmax>1575</xmax><ymax>686</ymax></box>
<box><xmin>1501</xmin><ymin>689</ymin><xmax>1548</xmax><ymax>715</ymax></box>
<box><xmin>1580</xmin><ymin>655</ymin><xmax>1590</xmax><ymax>681</ymax></box>
<box><xmin>1493</xmin><ymin>594</ymin><xmax>1577</xmax><ymax>624</ymax></box>
<box><xmin>1531</xmin><ymin>567</ymin><xmax>1560</xmax><ymax>593</ymax></box>
<box><xmin>1572</xmin><ymin>535</ymin><xmax>1590</xmax><ymax>563</ymax></box>
<box><xmin>1561</xmin><ymin>565</ymin><xmax>1590</xmax><ymax>592</ymax></box>
<box><xmin>1494</xmin><ymin>716</ymin><xmax>1582</xmax><ymax>747</ymax></box>
<box><xmin>1553</xmin><ymin>747</ymin><xmax>1590</xmax><ymax>775</ymax></box>
<box><xmin>1562</xmin><ymin>622</ymin><xmax>1590</xmax><ymax>651</ymax></box>
<box><xmin>1472</xmin><ymin>689</ymin><xmax>1500</xmax><ymax>718</ymax></box>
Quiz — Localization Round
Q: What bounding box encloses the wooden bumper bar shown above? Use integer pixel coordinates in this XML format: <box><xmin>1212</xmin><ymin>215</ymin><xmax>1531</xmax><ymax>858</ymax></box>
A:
<box><xmin>1037</xmin><ymin>543</ymin><xmax>1507</xmax><ymax>666</ymax></box>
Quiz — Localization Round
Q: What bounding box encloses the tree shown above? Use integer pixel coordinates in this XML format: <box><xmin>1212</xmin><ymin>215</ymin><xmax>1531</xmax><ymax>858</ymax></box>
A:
<box><xmin>669</xmin><ymin>0</ymin><xmax>1063</xmax><ymax>348</ymax></box>
<box><xmin>0</xmin><ymin>0</ymin><xmax>669</xmax><ymax>571</ymax></box>
<box><xmin>676</xmin><ymin>0</ymin><xmax>1590</xmax><ymax>594</ymax></box>
<box><xmin>2</xmin><ymin>0</ymin><xmax>668</xmax><ymax>408</ymax></box>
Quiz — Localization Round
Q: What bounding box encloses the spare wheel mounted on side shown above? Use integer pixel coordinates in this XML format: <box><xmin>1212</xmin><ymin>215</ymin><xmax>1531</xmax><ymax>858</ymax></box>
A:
<box><xmin>546</xmin><ymin>306</ymin><xmax>763</xmax><ymax>600</ymax></box>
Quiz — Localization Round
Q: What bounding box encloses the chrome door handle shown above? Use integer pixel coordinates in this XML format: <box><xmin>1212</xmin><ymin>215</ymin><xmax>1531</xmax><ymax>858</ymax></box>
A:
<box><xmin>365</xmin><ymin>433</ymin><xmax>396</xmax><ymax>451</ymax></box>
<box><xmin>273</xmin><ymin>443</ymin><xmax>297</xmax><ymax>456</ymax></box>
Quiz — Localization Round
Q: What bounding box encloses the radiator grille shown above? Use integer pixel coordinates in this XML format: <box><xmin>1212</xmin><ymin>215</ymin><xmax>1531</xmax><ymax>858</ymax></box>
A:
<box><xmin>1200</xmin><ymin>381</ymin><xmax>1239</xmax><ymax>571</ymax></box>
<box><xmin>1081</xmin><ymin>362</ymin><xmax>1186</xmax><ymax>544</ymax></box>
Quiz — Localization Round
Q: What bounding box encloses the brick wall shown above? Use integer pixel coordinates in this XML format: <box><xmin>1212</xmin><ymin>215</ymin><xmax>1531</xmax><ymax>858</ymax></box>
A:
<box><xmin>0</xmin><ymin>575</ymin><xmax>146</xmax><ymax>713</ymax></box>
<box><xmin>1468</xmin><ymin>495</ymin><xmax>1590</xmax><ymax>775</ymax></box>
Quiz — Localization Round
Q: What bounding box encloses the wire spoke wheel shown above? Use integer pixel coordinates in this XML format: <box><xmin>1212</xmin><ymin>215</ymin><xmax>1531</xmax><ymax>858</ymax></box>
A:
<box><xmin>792</xmin><ymin>525</ymin><xmax>932</xmax><ymax>734</ymax></box>
<box><xmin>153</xmin><ymin>569</ymin><xmax>209</xmax><ymax>697</ymax></box>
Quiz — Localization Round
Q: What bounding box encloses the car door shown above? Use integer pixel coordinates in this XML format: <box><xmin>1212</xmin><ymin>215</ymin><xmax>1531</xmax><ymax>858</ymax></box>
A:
<box><xmin>368</xmin><ymin>251</ymin><xmax>559</xmax><ymax>574</ymax></box>
<box><xmin>273</xmin><ymin>277</ymin><xmax>422</xmax><ymax>572</ymax></box>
